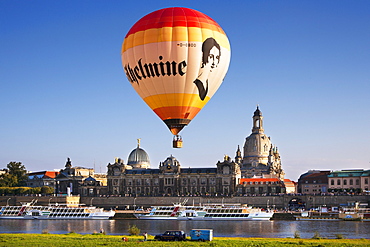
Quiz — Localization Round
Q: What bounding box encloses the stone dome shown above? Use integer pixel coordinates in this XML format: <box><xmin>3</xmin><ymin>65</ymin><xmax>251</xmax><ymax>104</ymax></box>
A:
<box><xmin>127</xmin><ymin>141</ymin><xmax>150</xmax><ymax>169</ymax></box>
<box><xmin>243</xmin><ymin>133</ymin><xmax>272</xmax><ymax>161</ymax></box>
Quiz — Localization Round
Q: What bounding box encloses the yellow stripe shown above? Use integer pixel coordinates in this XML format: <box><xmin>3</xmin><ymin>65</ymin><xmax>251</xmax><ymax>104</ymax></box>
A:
<box><xmin>143</xmin><ymin>93</ymin><xmax>210</xmax><ymax>109</ymax></box>
<box><xmin>122</xmin><ymin>27</ymin><xmax>230</xmax><ymax>53</ymax></box>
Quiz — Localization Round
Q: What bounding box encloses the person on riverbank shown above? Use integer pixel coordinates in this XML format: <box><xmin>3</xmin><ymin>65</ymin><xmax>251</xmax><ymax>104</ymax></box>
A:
<box><xmin>143</xmin><ymin>232</ymin><xmax>148</xmax><ymax>241</ymax></box>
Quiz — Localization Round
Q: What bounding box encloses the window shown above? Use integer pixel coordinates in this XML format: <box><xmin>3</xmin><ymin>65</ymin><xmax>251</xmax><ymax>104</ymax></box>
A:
<box><xmin>349</xmin><ymin>179</ymin><xmax>353</xmax><ymax>185</ymax></box>
<box><xmin>365</xmin><ymin>178</ymin><xmax>369</xmax><ymax>185</ymax></box>
<box><xmin>331</xmin><ymin>180</ymin><xmax>334</xmax><ymax>185</ymax></box>
<box><xmin>165</xmin><ymin>178</ymin><xmax>174</xmax><ymax>185</ymax></box>
<box><xmin>343</xmin><ymin>180</ymin><xmax>347</xmax><ymax>185</ymax></box>
<box><xmin>337</xmin><ymin>179</ymin><xmax>341</xmax><ymax>185</ymax></box>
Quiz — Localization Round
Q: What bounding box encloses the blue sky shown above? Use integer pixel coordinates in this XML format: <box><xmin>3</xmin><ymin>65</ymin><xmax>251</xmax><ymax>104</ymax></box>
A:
<box><xmin>1</xmin><ymin>0</ymin><xmax>369</xmax><ymax>180</ymax></box>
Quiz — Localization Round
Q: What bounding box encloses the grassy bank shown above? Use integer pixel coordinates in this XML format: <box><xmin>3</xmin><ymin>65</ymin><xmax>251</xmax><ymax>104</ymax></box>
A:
<box><xmin>0</xmin><ymin>233</ymin><xmax>369</xmax><ymax>247</ymax></box>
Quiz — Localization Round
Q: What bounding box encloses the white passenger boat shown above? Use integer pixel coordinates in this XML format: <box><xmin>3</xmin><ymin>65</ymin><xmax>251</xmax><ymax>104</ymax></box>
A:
<box><xmin>134</xmin><ymin>203</ymin><xmax>273</xmax><ymax>221</ymax></box>
<box><xmin>0</xmin><ymin>200</ymin><xmax>115</xmax><ymax>220</ymax></box>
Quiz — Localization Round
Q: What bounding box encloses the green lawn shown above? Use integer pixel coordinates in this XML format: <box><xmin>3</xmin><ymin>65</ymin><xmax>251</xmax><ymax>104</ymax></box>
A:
<box><xmin>0</xmin><ymin>233</ymin><xmax>369</xmax><ymax>247</ymax></box>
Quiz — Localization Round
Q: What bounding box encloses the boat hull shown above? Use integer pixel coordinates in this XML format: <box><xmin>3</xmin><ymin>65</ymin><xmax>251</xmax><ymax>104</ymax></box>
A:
<box><xmin>0</xmin><ymin>203</ymin><xmax>115</xmax><ymax>220</ymax></box>
<box><xmin>136</xmin><ymin>216</ymin><xmax>272</xmax><ymax>221</ymax></box>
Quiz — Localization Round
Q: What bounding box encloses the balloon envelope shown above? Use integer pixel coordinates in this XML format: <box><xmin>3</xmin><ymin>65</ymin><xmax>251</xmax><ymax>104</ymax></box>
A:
<box><xmin>121</xmin><ymin>7</ymin><xmax>230</xmax><ymax>135</ymax></box>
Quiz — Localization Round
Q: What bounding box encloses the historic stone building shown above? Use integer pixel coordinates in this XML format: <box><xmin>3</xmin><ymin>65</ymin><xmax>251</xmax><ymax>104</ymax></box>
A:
<box><xmin>55</xmin><ymin>158</ymin><xmax>107</xmax><ymax>196</ymax></box>
<box><xmin>107</xmin><ymin>107</ymin><xmax>291</xmax><ymax>196</ymax></box>
<box><xmin>241</xmin><ymin>106</ymin><xmax>284</xmax><ymax>179</ymax></box>
<box><xmin>107</xmin><ymin>141</ymin><xmax>241</xmax><ymax>196</ymax></box>
<box><xmin>328</xmin><ymin>169</ymin><xmax>370</xmax><ymax>193</ymax></box>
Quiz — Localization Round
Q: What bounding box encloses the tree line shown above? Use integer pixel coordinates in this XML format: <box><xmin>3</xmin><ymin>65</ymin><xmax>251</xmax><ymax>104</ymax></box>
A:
<box><xmin>0</xmin><ymin>161</ymin><xmax>54</xmax><ymax>195</ymax></box>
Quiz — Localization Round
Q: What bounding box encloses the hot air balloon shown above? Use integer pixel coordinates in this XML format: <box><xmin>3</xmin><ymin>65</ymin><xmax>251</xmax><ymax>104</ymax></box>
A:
<box><xmin>121</xmin><ymin>7</ymin><xmax>230</xmax><ymax>148</ymax></box>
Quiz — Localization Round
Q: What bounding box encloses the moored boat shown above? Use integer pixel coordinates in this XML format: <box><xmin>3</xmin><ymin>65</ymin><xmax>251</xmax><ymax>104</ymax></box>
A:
<box><xmin>0</xmin><ymin>200</ymin><xmax>115</xmax><ymax>220</ymax></box>
<box><xmin>134</xmin><ymin>203</ymin><xmax>273</xmax><ymax>221</ymax></box>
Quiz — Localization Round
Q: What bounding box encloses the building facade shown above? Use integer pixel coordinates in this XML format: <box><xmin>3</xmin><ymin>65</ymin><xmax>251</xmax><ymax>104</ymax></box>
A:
<box><xmin>328</xmin><ymin>169</ymin><xmax>370</xmax><ymax>193</ymax></box>
<box><xmin>297</xmin><ymin>170</ymin><xmax>331</xmax><ymax>194</ymax></box>
<box><xmin>26</xmin><ymin>171</ymin><xmax>59</xmax><ymax>188</ymax></box>
<box><xmin>107</xmin><ymin>107</ymin><xmax>292</xmax><ymax>196</ymax></box>
<box><xmin>55</xmin><ymin>158</ymin><xmax>107</xmax><ymax>196</ymax></box>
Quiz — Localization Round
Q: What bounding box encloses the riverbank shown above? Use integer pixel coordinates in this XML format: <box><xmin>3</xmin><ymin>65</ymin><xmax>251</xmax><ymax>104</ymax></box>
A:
<box><xmin>0</xmin><ymin>233</ymin><xmax>369</xmax><ymax>247</ymax></box>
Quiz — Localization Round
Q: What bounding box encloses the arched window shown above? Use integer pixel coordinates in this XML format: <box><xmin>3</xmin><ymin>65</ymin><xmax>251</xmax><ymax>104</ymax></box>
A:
<box><xmin>337</xmin><ymin>179</ymin><xmax>341</xmax><ymax>185</ymax></box>
<box><xmin>349</xmin><ymin>179</ymin><xmax>353</xmax><ymax>185</ymax></box>
<box><xmin>255</xmin><ymin>119</ymin><xmax>260</xmax><ymax>128</ymax></box>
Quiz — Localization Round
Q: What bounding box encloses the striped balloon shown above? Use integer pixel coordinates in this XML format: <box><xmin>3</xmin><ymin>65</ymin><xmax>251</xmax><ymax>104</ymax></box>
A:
<box><xmin>121</xmin><ymin>7</ymin><xmax>230</xmax><ymax>135</ymax></box>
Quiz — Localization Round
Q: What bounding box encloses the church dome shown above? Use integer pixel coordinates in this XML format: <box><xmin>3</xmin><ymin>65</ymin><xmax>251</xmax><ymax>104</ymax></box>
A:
<box><xmin>244</xmin><ymin>133</ymin><xmax>271</xmax><ymax>158</ymax></box>
<box><xmin>127</xmin><ymin>140</ymin><xmax>150</xmax><ymax>169</ymax></box>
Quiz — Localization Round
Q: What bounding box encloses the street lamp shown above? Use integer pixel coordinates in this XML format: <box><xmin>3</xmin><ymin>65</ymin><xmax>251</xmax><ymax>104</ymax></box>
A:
<box><xmin>49</xmin><ymin>197</ymin><xmax>53</xmax><ymax>206</ymax></box>
<box><xmin>6</xmin><ymin>198</ymin><xmax>11</xmax><ymax>206</ymax></box>
<box><xmin>90</xmin><ymin>198</ymin><xmax>94</xmax><ymax>206</ymax></box>
<box><xmin>133</xmin><ymin>197</ymin><xmax>137</xmax><ymax>211</ymax></box>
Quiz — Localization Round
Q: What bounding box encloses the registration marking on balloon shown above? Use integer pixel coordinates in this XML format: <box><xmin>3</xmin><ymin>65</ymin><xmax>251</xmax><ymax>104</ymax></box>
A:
<box><xmin>121</xmin><ymin>7</ymin><xmax>230</xmax><ymax>146</ymax></box>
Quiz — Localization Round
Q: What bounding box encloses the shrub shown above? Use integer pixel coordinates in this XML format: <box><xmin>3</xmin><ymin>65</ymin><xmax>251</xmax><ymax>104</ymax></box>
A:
<box><xmin>312</xmin><ymin>231</ymin><xmax>321</xmax><ymax>239</ymax></box>
<box><xmin>335</xmin><ymin>234</ymin><xmax>345</xmax><ymax>239</ymax></box>
<box><xmin>294</xmin><ymin>230</ymin><xmax>300</xmax><ymax>239</ymax></box>
<box><xmin>128</xmin><ymin>225</ymin><xmax>140</xmax><ymax>235</ymax></box>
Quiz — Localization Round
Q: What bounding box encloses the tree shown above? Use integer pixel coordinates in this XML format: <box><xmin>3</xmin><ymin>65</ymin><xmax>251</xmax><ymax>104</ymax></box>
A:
<box><xmin>0</xmin><ymin>161</ymin><xmax>28</xmax><ymax>187</ymax></box>
<box><xmin>0</xmin><ymin>173</ymin><xmax>18</xmax><ymax>187</ymax></box>
<box><xmin>41</xmin><ymin>186</ymin><xmax>54</xmax><ymax>195</ymax></box>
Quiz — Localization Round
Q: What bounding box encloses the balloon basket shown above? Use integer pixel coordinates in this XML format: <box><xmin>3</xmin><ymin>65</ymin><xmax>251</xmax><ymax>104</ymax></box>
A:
<box><xmin>173</xmin><ymin>135</ymin><xmax>183</xmax><ymax>148</ymax></box>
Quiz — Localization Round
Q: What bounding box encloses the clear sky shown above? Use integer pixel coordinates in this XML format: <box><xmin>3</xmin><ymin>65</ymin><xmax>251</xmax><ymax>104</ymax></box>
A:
<box><xmin>1</xmin><ymin>0</ymin><xmax>369</xmax><ymax>181</ymax></box>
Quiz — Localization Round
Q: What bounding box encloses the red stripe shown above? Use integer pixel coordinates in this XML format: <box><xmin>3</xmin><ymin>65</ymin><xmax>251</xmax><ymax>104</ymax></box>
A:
<box><xmin>125</xmin><ymin>7</ymin><xmax>221</xmax><ymax>37</ymax></box>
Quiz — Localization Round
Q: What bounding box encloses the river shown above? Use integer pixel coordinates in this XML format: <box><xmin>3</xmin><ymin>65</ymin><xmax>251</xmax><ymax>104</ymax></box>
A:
<box><xmin>0</xmin><ymin>219</ymin><xmax>369</xmax><ymax>239</ymax></box>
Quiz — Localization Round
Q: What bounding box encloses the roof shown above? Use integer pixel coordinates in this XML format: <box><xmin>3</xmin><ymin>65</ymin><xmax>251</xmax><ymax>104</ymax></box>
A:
<box><xmin>240</xmin><ymin>178</ymin><xmax>281</xmax><ymax>184</ymax></box>
<box><xmin>328</xmin><ymin>169</ymin><xmax>369</xmax><ymax>177</ymax></box>
<box><xmin>126</xmin><ymin>169</ymin><xmax>160</xmax><ymax>175</ymax></box>
<box><xmin>84</xmin><ymin>176</ymin><xmax>96</xmax><ymax>182</ymax></box>
<box><xmin>127</xmin><ymin>145</ymin><xmax>150</xmax><ymax>167</ymax></box>
<box><xmin>124</xmin><ymin>168</ymin><xmax>217</xmax><ymax>175</ymax></box>
<box><xmin>27</xmin><ymin>171</ymin><xmax>59</xmax><ymax>179</ymax></box>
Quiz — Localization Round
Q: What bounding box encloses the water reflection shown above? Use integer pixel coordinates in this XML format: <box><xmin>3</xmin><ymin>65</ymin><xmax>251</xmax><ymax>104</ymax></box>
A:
<box><xmin>0</xmin><ymin>219</ymin><xmax>368</xmax><ymax>239</ymax></box>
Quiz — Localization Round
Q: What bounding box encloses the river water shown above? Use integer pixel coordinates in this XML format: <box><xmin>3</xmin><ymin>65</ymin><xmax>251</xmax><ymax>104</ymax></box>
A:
<box><xmin>0</xmin><ymin>219</ymin><xmax>369</xmax><ymax>239</ymax></box>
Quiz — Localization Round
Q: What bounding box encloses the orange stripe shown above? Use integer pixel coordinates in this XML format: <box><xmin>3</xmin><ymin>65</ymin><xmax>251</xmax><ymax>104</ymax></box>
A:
<box><xmin>153</xmin><ymin>106</ymin><xmax>201</xmax><ymax>120</ymax></box>
<box><xmin>143</xmin><ymin>94</ymin><xmax>210</xmax><ymax>110</ymax></box>
<box><xmin>122</xmin><ymin>27</ymin><xmax>230</xmax><ymax>53</ymax></box>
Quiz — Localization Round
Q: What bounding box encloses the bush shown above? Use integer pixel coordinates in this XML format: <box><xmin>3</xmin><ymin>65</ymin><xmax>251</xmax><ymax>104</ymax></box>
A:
<box><xmin>128</xmin><ymin>225</ymin><xmax>140</xmax><ymax>235</ymax></box>
<box><xmin>312</xmin><ymin>231</ymin><xmax>321</xmax><ymax>239</ymax></box>
<box><xmin>335</xmin><ymin>234</ymin><xmax>345</xmax><ymax>239</ymax></box>
<box><xmin>41</xmin><ymin>186</ymin><xmax>54</xmax><ymax>195</ymax></box>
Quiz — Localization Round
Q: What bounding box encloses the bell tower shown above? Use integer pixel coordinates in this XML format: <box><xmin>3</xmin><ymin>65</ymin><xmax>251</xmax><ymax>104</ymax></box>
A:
<box><xmin>252</xmin><ymin>105</ymin><xmax>264</xmax><ymax>134</ymax></box>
